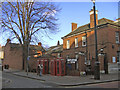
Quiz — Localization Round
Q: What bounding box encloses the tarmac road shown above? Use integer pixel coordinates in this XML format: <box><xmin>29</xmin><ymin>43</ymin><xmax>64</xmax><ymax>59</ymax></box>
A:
<box><xmin>2</xmin><ymin>69</ymin><xmax>119</xmax><ymax>89</ymax></box>
<box><xmin>2</xmin><ymin>72</ymin><xmax>59</xmax><ymax>88</ymax></box>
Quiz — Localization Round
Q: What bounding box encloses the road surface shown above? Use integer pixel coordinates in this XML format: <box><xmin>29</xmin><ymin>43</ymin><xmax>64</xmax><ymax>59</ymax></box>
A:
<box><xmin>2</xmin><ymin>72</ymin><xmax>59</xmax><ymax>88</ymax></box>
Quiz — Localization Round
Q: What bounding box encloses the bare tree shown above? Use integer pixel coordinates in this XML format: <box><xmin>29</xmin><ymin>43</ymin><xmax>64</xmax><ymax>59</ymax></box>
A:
<box><xmin>1</xmin><ymin>0</ymin><xmax>60</xmax><ymax>70</ymax></box>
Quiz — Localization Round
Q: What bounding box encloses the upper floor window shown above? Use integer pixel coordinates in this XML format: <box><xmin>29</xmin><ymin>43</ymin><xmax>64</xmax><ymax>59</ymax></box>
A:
<box><xmin>115</xmin><ymin>32</ymin><xmax>119</xmax><ymax>43</ymax></box>
<box><xmin>82</xmin><ymin>36</ymin><xmax>86</xmax><ymax>46</ymax></box>
<box><xmin>67</xmin><ymin>40</ymin><xmax>70</xmax><ymax>49</ymax></box>
<box><xmin>75</xmin><ymin>37</ymin><xmax>78</xmax><ymax>47</ymax></box>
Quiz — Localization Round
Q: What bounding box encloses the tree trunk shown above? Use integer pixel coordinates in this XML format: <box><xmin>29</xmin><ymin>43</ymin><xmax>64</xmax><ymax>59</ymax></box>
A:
<box><xmin>22</xmin><ymin>42</ymin><xmax>28</xmax><ymax>71</ymax></box>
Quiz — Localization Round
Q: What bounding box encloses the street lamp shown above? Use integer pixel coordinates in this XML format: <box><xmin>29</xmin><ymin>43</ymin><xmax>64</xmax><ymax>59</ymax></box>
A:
<box><xmin>91</xmin><ymin>0</ymin><xmax>100</xmax><ymax>80</ymax></box>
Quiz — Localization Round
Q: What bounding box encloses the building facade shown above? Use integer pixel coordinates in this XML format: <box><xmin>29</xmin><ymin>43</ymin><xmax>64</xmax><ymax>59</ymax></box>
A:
<box><xmin>62</xmin><ymin>9</ymin><xmax>120</xmax><ymax>76</ymax></box>
<box><xmin>3</xmin><ymin>39</ymin><xmax>45</xmax><ymax>71</ymax></box>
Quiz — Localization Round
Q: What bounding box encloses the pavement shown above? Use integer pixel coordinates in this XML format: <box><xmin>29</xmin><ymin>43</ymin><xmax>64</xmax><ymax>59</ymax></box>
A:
<box><xmin>3</xmin><ymin>69</ymin><xmax>120</xmax><ymax>86</ymax></box>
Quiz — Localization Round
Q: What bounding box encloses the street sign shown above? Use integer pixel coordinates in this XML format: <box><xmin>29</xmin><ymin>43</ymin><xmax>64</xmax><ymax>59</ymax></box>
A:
<box><xmin>67</xmin><ymin>59</ymin><xmax>77</xmax><ymax>63</ymax></box>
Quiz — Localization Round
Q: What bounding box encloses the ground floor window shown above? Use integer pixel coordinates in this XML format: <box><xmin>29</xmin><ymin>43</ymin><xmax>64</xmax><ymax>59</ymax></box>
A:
<box><xmin>117</xmin><ymin>51</ymin><xmax>120</xmax><ymax>62</ymax></box>
<box><xmin>75</xmin><ymin>61</ymin><xmax>79</xmax><ymax>70</ymax></box>
<box><xmin>75</xmin><ymin>55</ymin><xmax>79</xmax><ymax>70</ymax></box>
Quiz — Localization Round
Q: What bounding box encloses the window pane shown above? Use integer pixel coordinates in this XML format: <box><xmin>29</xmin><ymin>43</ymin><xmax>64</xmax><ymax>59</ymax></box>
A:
<box><xmin>67</xmin><ymin>40</ymin><xmax>70</xmax><ymax>49</ymax></box>
<box><xmin>115</xmin><ymin>32</ymin><xmax>119</xmax><ymax>43</ymax></box>
<box><xmin>117</xmin><ymin>52</ymin><xmax>120</xmax><ymax>62</ymax></box>
<box><xmin>75</xmin><ymin>38</ymin><xmax>78</xmax><ymax>47</ymax></box>
<box><xmin>82</xmin><ymin>36</ymin><xmax>86</xmax><ymax>46</ymax></box>
<box><xmin>57</xmin><ymin>61</ymin><xmax>59</xmax><ymax>74</ymax></box>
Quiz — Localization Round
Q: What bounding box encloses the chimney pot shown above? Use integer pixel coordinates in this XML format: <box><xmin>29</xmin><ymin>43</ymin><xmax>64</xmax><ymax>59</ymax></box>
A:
<box><xmin>57</xmin><ymin>40</ymin><xmax>60</xmax><ymax>46</ymax></box>
<box><xmin>38</xmin><ymin>42</ymin><xmax>42</xmax><ymax>46</ymax></box>
<box><xmin>7</xmin><ymin>38</ymin><xmax>11</xmax><ymax>43</ymax></box>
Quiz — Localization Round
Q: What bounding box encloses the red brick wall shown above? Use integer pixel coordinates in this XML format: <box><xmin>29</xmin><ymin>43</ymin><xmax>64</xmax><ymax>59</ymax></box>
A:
<box><xmin>3</xmin><ymin>43</ymin><xmax>43</xmax><ymax>71</ymax></box>
<box><xmin>62</xmin><ymin>24</ymin><xmax>119</xmax><ymax>75</ymax></box>
<box><xmin>90</xmin><ymin>13</ymin><xmax>98</xmax><ymax>28</ymax></box>
<box><xmin>3</xmin><ymin>43</ymin><xmax>23</xmax><ymax>70</ymax></box>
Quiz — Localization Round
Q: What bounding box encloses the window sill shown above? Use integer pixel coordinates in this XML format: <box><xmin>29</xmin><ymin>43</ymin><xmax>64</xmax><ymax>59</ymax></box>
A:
<box><xmin>66</xmin><ymin>48</ymin><xmax>70</xmax><ymax>50</ymax></box>
<box><xmin>82</xmin><ymin>45</ymin><xmax>86</xmax><ymax>47</ymax></box>
<box><xmin>75</xmin><ymin>46</ymin><xmax>78</xmax><ymax>48</ymax></box>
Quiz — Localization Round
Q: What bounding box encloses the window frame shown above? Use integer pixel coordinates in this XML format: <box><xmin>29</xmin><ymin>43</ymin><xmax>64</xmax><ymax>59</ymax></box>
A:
<box><xmin>117</xmin><ymin>51</ymin><xmax>120</xmax><ymax>62</ymax></box>
<box><xmin>82</xmin><ymin>36</ymin><xmax>86</xmax><ymax>46</ymax></box>
<box><xmin>75</xmin><ymin>37</ymin><xmax>78</xmax><ymax>48</ymax></box>
<box><xmin>115</xmin><ymin>31</ymin><xmax>119</xmax><ymax>44</ymax></box>
<box><xmin>67</xmin><ymin>40</ymin><xmax>70</xmax><ymax>49</ymax></box>
<box><xmin>75</xmin><ymin>54</ymin><xmax>79</xmax><ymax>70</ymax></box>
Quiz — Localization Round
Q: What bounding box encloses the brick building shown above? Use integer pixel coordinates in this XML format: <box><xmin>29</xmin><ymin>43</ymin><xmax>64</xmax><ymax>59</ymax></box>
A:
<box><xmin>3</xmin><ymin>39</ymin><xmax>45</xmax><ymax>71</ymax></box>
<box><xmin>45</xmin><ymin>41</ymin><xmax>63</xmax><ymax>58</ymax></box>
<box><xmin>43</xmin><ymin>41</ymin><xmax>63</xmax><ymax>74</ymax></box>
<box><xmin>62</xmin><ymin>8</ymin><xmax>120</xmax><ymax>76</ymax></box>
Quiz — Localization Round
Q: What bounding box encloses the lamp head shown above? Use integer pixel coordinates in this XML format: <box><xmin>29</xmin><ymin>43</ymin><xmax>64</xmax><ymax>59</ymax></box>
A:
<box><xmin>91</xmin><ymin>0</ymin><xmax>95</xmax><ymax>3</ymax></box>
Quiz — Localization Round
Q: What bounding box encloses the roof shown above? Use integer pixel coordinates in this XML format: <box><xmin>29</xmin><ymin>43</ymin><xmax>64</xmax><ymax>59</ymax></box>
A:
<box><xmin>45</xmin><ymin>44</ymin><xmax>63</xmax><ymax>54</ymax></box>
<box><xmin>37</xmin><ymin>54</ymin><xmax>56</xmax><ymax>58</ymax></box>
<box><xmin>62</xmin><ymin>18</ymin><xmax>118</xmax><ymax>39</ymax></box>
<box><xmin>29</xmin><ymin>45</ymin><xmax>45</xmax><ymax>52</ymax></box>
<box><xmin>8</xmin><ymin>43</ymin><xmax>45</xmax><ymax>52</ymax></box>
<box><xmin>9</xmin><ymin>43</ymin><xmax>21</xmax><ymax>49</ymax></box>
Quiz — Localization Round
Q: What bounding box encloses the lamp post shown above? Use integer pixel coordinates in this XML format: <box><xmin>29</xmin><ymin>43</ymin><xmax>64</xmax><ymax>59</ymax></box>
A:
<box><xmin>91</xmin><ymin>0</ymin><xmax>100</xmax><ymax>80</ymax></box>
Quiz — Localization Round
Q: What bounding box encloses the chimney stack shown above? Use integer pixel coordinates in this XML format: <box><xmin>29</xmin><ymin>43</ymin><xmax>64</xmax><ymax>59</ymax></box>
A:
<box><xmin>89</xmin><ymin>8</ymin><xmax>98</xmax><ymax>28</ymax></box>
<box><xmin>57</xmin><ymin>40</ymin><xmax>60</xmax><ymax>46</ymax></box>
<box><xmin>38</xmin><ymin>42</ymin><xmax>42</xmax><ymax>46</ymax></box>
<box><xmin>72</xmin><ymin>23</ymin><xmax>77</xmax><ymax>32</ymax></box>
<box><xmin>7</xmin><ymin>38</ymin><xmax>11</xmax><ymax>43</ymax></box>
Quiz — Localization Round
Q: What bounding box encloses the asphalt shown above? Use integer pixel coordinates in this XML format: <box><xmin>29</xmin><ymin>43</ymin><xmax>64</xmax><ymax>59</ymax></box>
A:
<box><xmin>3</xmin><ymin>69</ymin><xmax>120</xmax><ymax>87</ymax></box>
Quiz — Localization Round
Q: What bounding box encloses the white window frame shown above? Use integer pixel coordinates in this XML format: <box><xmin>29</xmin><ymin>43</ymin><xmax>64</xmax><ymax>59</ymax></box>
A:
<box><xmin>75</xmin><ymin>54</ymin><xmax>79</xmax><ymax>70</ymax></box>
<box><xmin>115</xmin><ymin>32</ymin><xmax>119</xmax><ymax>43</ymax></box>
<box><xmin>82</xmin><ymin>36</ymin><xmax>86</xmax><ymax>46</ymax></box>
<box><xmin>67</xmin><ymin>40</ymin><xmax>70</xmax><ymax>49</ymax></box>
<box><xmin>75</xmin><ymin>37</ymin><xmax>78</xmax><ymax>48</ymax></box>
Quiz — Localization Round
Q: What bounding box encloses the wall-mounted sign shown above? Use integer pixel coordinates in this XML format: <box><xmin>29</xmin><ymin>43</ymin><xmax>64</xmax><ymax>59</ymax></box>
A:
<box><xmin>67</xmin><ymin>59</ymin><xmax>77</xmax><ymax>63</ymax></box>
